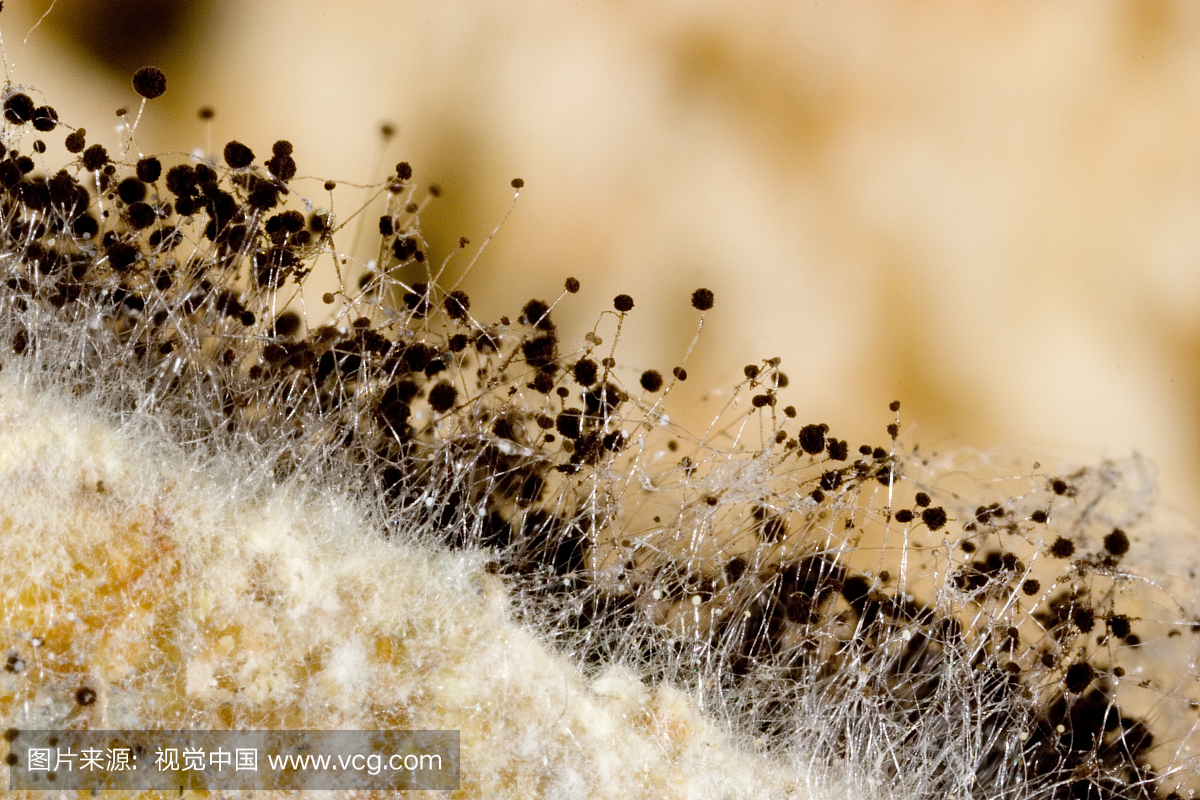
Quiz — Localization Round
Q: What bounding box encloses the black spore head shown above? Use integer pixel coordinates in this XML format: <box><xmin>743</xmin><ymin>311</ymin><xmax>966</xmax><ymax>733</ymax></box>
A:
<box><xmin>3</xmin><ymin>92</ymin><xmax>34</xmax><ymax>124</ymax></box>
<box><xmin>1049</xmin><ymin>536</ymin><xmax>1076</xmax><ymax>559</ymax></box>
<box><xmin>640</xmin><ymin>370</ymin><xmax>663</xmax><ymax>392</ymax></box>
<box><xmin>223</xmin><ymin>141</ymin><xmax>254</xmax><ymax>169</ymax></box>
<box><xmin>691</xmin><ymin>287</ymin><xmax>714</xmax><ymax>311</ymax></box>
<box><xmin>132</xmin><ymin>66</ymin><xmax>167</xmax><ymax>100</ymax></box>
<box><xmin>1103</xmin><ymin>528</ymin><xmax>1130</xmax><ymax>557</ymax></box>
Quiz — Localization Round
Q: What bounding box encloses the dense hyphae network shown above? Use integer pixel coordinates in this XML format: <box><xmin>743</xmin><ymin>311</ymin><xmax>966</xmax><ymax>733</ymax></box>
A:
<box><xmin>0</xmin><ymin>62</ymin><xmax>1197</xmax><ymax>800</ymax></box>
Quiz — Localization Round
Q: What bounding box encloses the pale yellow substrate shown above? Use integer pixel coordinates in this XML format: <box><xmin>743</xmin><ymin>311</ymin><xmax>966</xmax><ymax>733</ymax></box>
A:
<box><xmin>0</xmin><ymin>375</ymin><xmax>816</xmax><ymax>800</ymax></box>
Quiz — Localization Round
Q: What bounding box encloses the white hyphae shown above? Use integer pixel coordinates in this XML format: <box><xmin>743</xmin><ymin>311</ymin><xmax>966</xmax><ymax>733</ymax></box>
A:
<box><xmin>0</xmin><ymin>48</ymin><xmax>1197</xmax><ymax>800</ymax></box>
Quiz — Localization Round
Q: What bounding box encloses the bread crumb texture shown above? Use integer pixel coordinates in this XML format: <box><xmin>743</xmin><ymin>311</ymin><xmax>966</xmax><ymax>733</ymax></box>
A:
<box><xmin>0</xmin><ymin>375</ymin><xmax>814</xmax><ymax>800</ymax></box>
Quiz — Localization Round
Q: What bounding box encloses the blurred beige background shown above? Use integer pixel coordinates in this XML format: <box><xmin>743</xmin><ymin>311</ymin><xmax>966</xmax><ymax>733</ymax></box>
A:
<box><xmin>11</xmin><ymin>0</ymin><xmax>1200</xmax><ymax>518</ymax></box>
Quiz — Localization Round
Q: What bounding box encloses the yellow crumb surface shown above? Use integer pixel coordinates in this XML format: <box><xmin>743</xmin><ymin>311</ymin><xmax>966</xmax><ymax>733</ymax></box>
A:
<box><xmin>0</xmin><ymin>376</ymin><xmax>815</xmax><ymax>799</ymax></box>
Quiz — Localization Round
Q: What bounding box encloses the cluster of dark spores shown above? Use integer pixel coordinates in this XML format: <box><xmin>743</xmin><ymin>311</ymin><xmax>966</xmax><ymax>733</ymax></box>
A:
<box><xmin>0</xmin><ymin>65</ymin><xmax>1191</xmax><ymax>800</ymax></box>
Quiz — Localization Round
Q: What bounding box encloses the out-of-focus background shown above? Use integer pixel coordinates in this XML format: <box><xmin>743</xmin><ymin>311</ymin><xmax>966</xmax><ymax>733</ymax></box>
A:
<box><xmin>10</xmin><ymin>1</ymin><xmax>1200</xmax><ymax>517</ymax></box>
